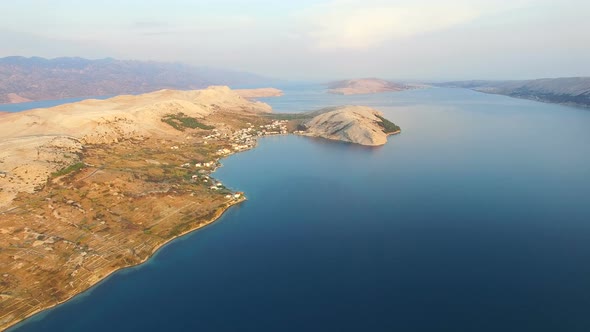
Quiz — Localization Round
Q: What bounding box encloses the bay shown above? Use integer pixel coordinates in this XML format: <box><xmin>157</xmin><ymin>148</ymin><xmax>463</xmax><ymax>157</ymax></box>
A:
<box><xmin>9</xmin><ymin>87</ymin><xmax>590</xmax><ymax>332</ymax></box>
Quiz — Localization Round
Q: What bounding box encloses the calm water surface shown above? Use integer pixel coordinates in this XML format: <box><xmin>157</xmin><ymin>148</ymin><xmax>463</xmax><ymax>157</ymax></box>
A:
<box><xmin>0</xmin><ymin>96</ymin><xmax>113</xmax><ymax>112</ymax></box>
<box><xmin>9</xmin><ymin>87</ymin><xmax>590</xmax><ymax>331</ymax></box>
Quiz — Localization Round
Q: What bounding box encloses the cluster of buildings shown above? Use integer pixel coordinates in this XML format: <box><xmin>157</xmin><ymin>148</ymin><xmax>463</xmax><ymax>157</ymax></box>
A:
<box><xmin>227</xmin><ymin>120</ymin><xmax>289</xmax><ymax>152</ymax></box>
<box><xmin>203</xmin><ymin>129</ymin><xmax>223</xmax><ymax>141</ymax></box>
<box><xmin>225</xmin><ymin>192</ymin><xmax>242</xmax><ymax>199</ymax></box>
<box><xmin>258</xmin><ymin>120</ymin><xmax>288</xmax><ymax>136</ymax></box>
<box><xmin>229</xmin><ymin>126</ymin><xmax>258</xmax><ymax>151</ymax></box>
<box><xmin>194</xmin><ymin>161</ymin><xmax>216</xmax><ymax>168</ymax></box>
<box><xmin>216</xmin><ymin>148</ymin><xmax>232</xmax><ymax>156</ymax></box>
<box><xmin>208</xmin><ymin>180</ymin><xmax>224</xmax><ymax>190</ymax></box>
<box><xmin>178</xmin><ymin>120</ymin><xmax>290</xmax><ymax>199</ymax></box>
<box><xmin>182</xmin><ymin>161</ymin><xmax>217</xmax><ymax>168</ymax></box>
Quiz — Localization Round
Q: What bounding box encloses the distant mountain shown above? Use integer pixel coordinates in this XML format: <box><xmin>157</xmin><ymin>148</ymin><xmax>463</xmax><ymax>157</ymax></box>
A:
<box><xmin>327</xmin><ymin>78</ymin><xmax>416</xmax><ymax>95</ymax></box>
<box><xmin>0</xmin><ymin>56</ymin><xmax>280</xmax><ymax>104</ymax></box>
<box><xmin>438</xmin><ymin>77</ymin><xmax>590</xmax><ymax>108</ymax></box>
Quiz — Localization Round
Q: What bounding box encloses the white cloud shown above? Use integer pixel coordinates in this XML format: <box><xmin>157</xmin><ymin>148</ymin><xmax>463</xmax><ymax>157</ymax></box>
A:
<box><xmin>298</xmin><ymin>0</ymin><xmax>532</xmax><ymax>50</ymax></box>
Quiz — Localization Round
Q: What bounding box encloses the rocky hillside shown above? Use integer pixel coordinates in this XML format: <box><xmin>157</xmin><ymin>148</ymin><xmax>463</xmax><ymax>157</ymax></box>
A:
<box><xmin>327</xmin><ymin>78</ymin><xmax>412</xmax><ymax>95</ymax></box>
<box><xmin>297</xmin><ymin>106</ymin><xmax>400</xmax><ymax>146</ymax></box>
<box><xmin>0</xmin><ymin>56</ymin><xmax>279</xmax><ymax>104</ymax></box>
<box><xmin>0</xmin><ymin>85</ymin><xmax>291</xmax><ymax>330</ymax></box>
<box><xmin>438</xmin><ymin>77</ymin><xmax>590</xmax><ymax>108</ymax></box>
<box><xmin>0</xmin><ymin>86</ymin><xmax>272</xmax><ymax>208</ymax></box>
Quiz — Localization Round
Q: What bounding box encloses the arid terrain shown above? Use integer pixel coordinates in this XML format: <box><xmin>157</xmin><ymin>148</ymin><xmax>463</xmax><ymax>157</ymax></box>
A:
<box><xmin>0</xmin><ymin>87</ymin><xmax>399</xmax><ymax>330</ymax></box>
<box><xmin>297</xmin><ymin>106</ymin><xmax>401</xmax><ymax>146</ymax></box>
<box><xmin>327</xmin><ymin>78</ymin><xmax>413</xmax><ymax>95</ymax></box>
<box><xmin>0</xmin><ymin>86</ymin><xmax>286</xmax><ymax>329</ymax></box>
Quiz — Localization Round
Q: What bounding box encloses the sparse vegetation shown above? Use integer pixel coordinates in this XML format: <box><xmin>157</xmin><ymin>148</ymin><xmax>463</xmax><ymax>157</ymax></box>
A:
<box><xmin>375</xmin><ymin>115</ymin><xmax>401</xmax><ymax>134</ymax></box>
<box><xmin>162</xmin><ymin>112</ymin><xmax>215</xmax><ymax>131</ymax></box>
<box><xmin>52</xmin><ymin>162</ymin><xmax>85</xmax><ymax>177</ymax></box>
<box><xmin>265</xmin><ymin>113</ymin><xmax>312</xmax><ymax>120</ymax></box>
<box><xmin>0</xmin><ymin>89</ymin><xmax>273</xmax><ymax>331</ymax></box>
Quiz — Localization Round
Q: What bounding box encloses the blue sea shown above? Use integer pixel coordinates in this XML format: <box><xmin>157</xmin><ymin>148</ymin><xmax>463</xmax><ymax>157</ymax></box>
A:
<box><xmin>0</xmin><ymin>96</ymin><xmax>113</xmax><ymax>113</ymax></box>
<box><xmin>8</xmin><ymin>87</ymin><xmax>590</xmax><ymax>331</ymax></box>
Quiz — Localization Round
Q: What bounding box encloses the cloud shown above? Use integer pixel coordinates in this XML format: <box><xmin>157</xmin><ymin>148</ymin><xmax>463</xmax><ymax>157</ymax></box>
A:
<box><xmin>298</xmin><ymin>0</ymin><xmax>530</xmax><ymax>50</ymax></box>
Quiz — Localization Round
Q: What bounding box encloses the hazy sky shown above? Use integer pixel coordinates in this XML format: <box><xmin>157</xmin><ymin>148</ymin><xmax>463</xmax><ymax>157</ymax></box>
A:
<box><xmin>2</xmin><ymin>0</ymin><xmax>589</xmax><ymax>80</ymax></box>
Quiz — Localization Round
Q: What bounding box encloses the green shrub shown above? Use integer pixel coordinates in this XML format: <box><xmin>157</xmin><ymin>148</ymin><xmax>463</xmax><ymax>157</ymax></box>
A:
<box><xmin>52</xmin><ymin>162</ymin><xmax>85</xmax><ymax>177</ymax></box>
<box><xmin>161</xmin><ymin>112</ymin><xmax>215</xmax><ymax>131</ymax></box>
<box><xmin>376</xmin><ymin>115</ymin><xmax>401</xmax><ymax>133</ymax></box>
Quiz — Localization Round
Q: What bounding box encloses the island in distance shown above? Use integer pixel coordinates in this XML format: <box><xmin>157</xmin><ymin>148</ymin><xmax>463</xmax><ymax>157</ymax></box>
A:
<box><xmin>0</xmin><ymin>86</ymin><xmax>400</xmax><ymax>330</ymax></box>
<box><xmin>327</xmin><ymin>78</ymin><xmax>422</xmax><ymax>95</ymax></box>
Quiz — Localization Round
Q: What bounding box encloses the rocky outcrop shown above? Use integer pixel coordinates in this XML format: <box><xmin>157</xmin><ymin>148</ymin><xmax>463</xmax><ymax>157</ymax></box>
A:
<box><xmin>0</xmin><ymin>86</ymin><xmax>272</xmax><ymax>207</ymax></box>
<box><xmin>0</xmin><ymin>86</ymin><xmax>271</xmax><ymax>141</ymax></box>
<box><xmin>298</xmin><ymin>106</ymin><xmax>400</xmax><ymax>146</ymax></box>
<box><xmin>327</xmin><ymin>78</ymin><xmax>411</xmax><ymax>95</ymax></box>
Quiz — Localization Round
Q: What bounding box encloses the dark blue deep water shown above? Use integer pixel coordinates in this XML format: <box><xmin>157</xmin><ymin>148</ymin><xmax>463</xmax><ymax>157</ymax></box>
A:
<box><xmin>8</xmin><ymin>88</ymin><xmax>590</xmax><ymax>331</ymax></box>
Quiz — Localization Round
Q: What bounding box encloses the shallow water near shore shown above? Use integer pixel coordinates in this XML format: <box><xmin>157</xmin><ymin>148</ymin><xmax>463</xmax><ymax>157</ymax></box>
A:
<box><xmin>9</xmin><ymin>87</ymin><xmax>590</xmax><ymax>331</ymax></box>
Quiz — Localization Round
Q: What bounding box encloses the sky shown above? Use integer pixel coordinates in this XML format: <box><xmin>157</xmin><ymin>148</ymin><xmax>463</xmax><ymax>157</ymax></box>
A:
<box><xmin>1</xmin><ymin>0</ymin><xmax>589</xmax><ymax>81</ymax></box>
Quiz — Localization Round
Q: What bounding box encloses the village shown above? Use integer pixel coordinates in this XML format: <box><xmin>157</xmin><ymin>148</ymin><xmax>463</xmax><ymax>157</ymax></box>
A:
<box><xmin>0</xmin><ymin>109</ymin><xmax>292</xmax><ymax>330</ymax></box>
<box><xmin>212</xmin><ymin>119</ymin><xmax>289</xmax><ymax>153</ymax></box>
<box><xmin>175</xmin><ymin>119</ymin><xmax>289</xmax><ymax>201</ymax></box>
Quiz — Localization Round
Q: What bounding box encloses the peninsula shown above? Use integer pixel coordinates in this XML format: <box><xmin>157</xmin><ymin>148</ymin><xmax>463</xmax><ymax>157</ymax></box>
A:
<box><xmin>0</xmin><ymin>86</ymin><xmax>400</xmax><ymax>330</ymax></box>
<box><xmin>293</xmin><ymin>106</ymin><xmax>401</xmax><ymax>146</ymax></box>
<box><xmin>437</xmin><ymin>77</ymin><xmax>590</xmax><ymax>108</ymax></box>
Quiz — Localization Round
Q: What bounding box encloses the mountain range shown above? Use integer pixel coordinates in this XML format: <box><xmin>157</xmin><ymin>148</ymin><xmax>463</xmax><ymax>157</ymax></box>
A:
<box><xmin>437</xmin><ymin>77</ymin><xmax>590</xmax><ymax>108</ymax></box>
<box><xmin>0</xmin><ymin>56</ymin><xmax>278</xmax><ymax>104</ymax></box>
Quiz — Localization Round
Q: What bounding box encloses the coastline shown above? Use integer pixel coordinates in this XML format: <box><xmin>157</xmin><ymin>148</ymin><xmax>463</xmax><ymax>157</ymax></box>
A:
<box><xmin>327</xmin><ymin>89</ymin><xmax>402</xmax><ymax>95</ymax></box>
<box><xmin>387</xmin><ymin>130</ymin><xmax>401</xmax><ymax>136</ymax></box>
<box><xmin>4</xmin><ymin>196</ymin><xmax>246</xmax><ymax>331</ymax></box>
<box><xmin>2</xmin><ymin>107</ymin><xmax>401</xmax><ymax>330</ymax></box>
<box><xmin>1</xmin><ymin>104</ymin><xmax>284</xmax><ymax>331</ymax></box>
<box><xmin>295</xmin><ymin>129</ymin><xmax>400</xmax><ymax>147</ymax></box>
